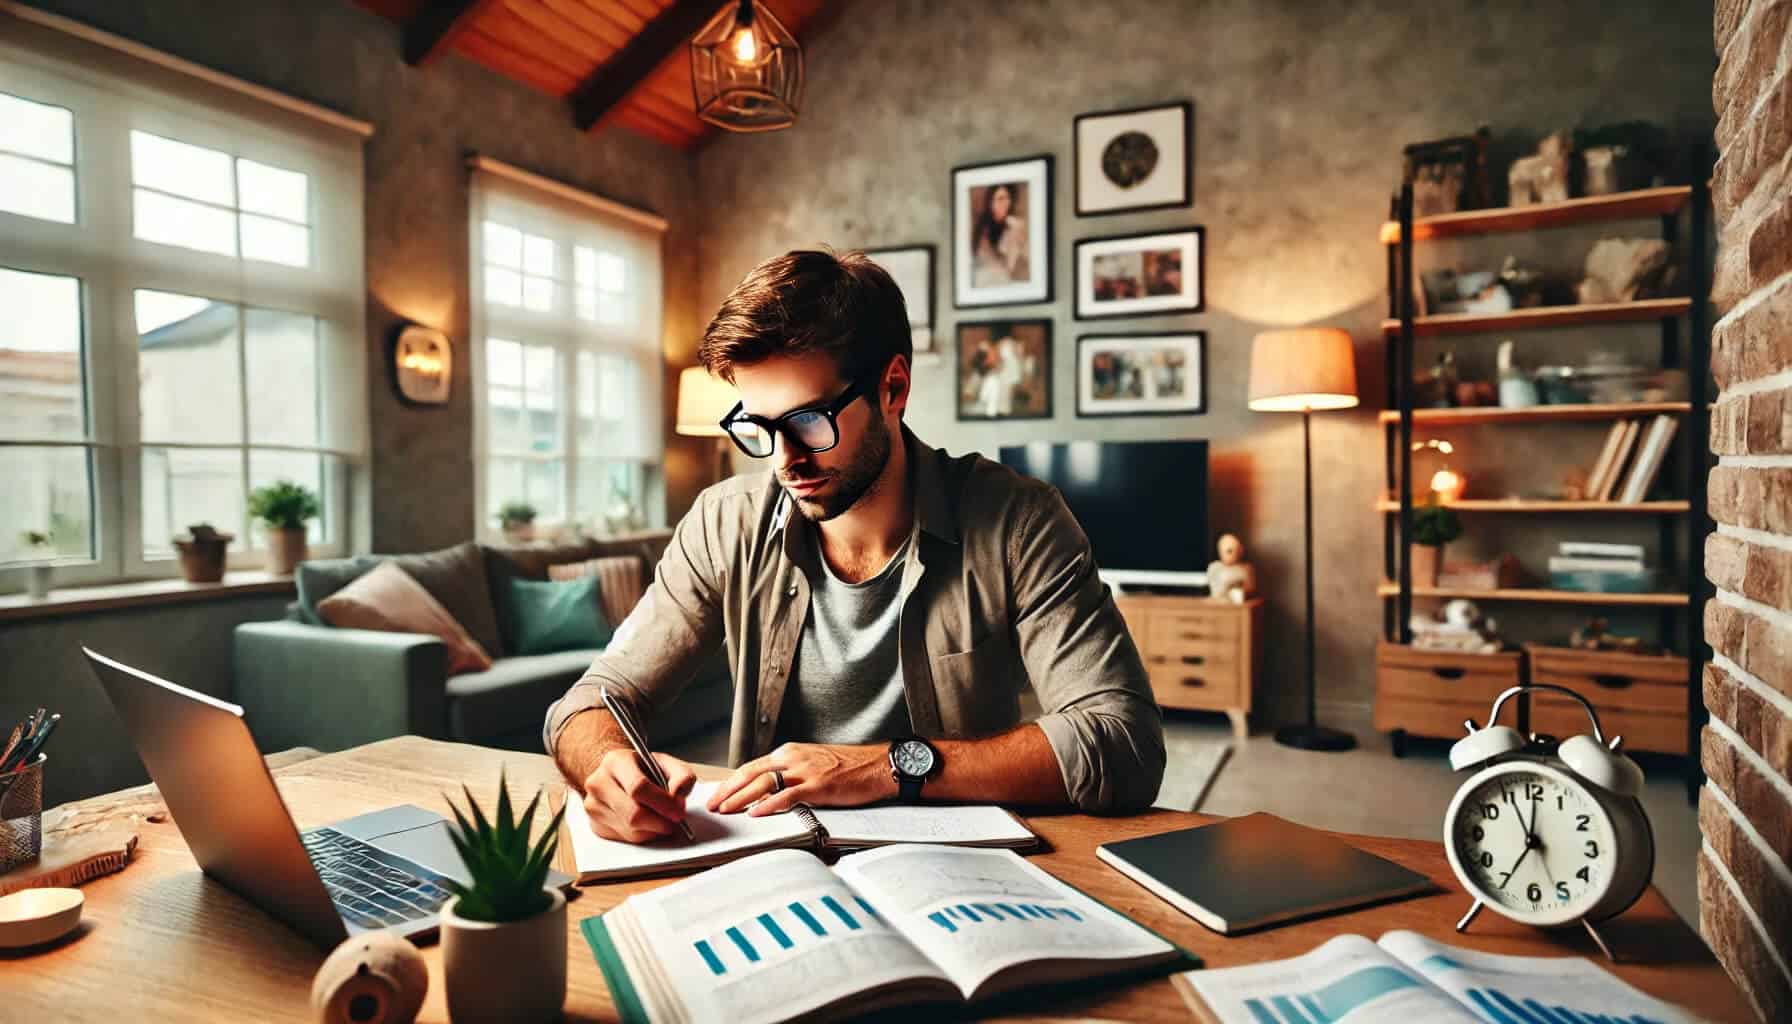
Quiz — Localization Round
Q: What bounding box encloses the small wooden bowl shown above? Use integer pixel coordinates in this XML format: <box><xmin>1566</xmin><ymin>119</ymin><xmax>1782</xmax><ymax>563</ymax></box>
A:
<box><xmin>0</xmin><ymin>887</ymin><xmax>83</xmax><ymax>948</ymax></box>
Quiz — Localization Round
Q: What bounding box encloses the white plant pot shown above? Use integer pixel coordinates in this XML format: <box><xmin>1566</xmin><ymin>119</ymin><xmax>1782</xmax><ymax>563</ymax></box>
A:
<box><xmin>27</xmin><ymin>564</ymin><xmax>52</xmax><ymax>600</ymax></box>
<box><xmin>440</xmin><ymin>886</ymin><xmax>566</xmax><ymax>1024</ymax></box>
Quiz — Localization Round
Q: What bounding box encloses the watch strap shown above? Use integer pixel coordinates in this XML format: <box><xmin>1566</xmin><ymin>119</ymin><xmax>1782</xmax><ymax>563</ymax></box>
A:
<box><xmin>898</xmin><ymin>776</ymin><xmax>924</xmax><ymax>802</ymax></box>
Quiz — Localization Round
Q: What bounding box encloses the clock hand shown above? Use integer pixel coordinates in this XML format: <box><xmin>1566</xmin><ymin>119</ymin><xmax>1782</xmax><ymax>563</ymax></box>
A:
<box><xmin>1496</xmin><ymin>845</ymin><xmax>1531</xmax><ymax>890</ymax></box>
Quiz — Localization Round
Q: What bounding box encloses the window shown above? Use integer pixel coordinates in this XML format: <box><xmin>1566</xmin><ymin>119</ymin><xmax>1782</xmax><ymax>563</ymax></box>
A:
<box><xmin>470</xmin><ymin>158</ymin><xmax>666</xmax><ymax>539</ymax></box>
<box><xmin>0</xmin><ymin>23</ymin><xmax>367</xmax><ymax>588</ymax></box>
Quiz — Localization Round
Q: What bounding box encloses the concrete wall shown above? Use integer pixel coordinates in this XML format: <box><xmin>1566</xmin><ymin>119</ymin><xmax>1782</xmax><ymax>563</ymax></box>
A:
<box><xmin>19</xmin><ymin>0</ymin><xmax>711</xmax><ymax>552</ymax></box>
<box><xmin>694</xmin><ymin>0</ymin><xmax>1717</xmax><ymax>725</ymax></box>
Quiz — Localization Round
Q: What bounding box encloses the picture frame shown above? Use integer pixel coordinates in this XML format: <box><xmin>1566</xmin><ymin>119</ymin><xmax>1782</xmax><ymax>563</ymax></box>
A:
<box><xmin>863</xmin><ymin>244</ymin><xmax>937</xmax><ymax>356</ymax></box>
<box><xmin>1076</xmin><ymin>332</ymin><xmax>1206</xmax><ymax>418</ymax></box>
<box><xmin>1073</xmin><ymin>101</ymin><xmax>1192</xmax><ymax>216</ymax></box>
<box><xmin>955</xmin><ymin>319</ymin><xmax>1053</xmax><ymax>421</ymax></box>
<box><xmin>1074</xmin><ymin>227</ymin><xmax>1204</xmax><ymax>320</ymax></box>
<box><xmin>952</xmin><ymin>155</ymin><xmax>1053</xmax><ymax>309</ymax></box>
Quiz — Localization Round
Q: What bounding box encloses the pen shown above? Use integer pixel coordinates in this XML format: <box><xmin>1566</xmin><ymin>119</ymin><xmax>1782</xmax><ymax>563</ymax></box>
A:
<box><xmin>599</xmin><ymin>687</ymin><xmax>696</xmax><ymax>843</ymax></box>
<box><xmin>9</xmin><ymin>713</ymin><xmax>59</xmax><ymax>771</ymax></box>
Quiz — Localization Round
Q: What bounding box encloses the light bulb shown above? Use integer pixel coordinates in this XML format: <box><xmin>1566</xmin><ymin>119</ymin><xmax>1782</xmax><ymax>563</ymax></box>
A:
<box><xmin>731</xmin><ymin>24</ymin><xmax>757</xmax><ymax>64</ymax></box>
<box><xmin>1430</xmin><ymin>468</ymin><xmax>1465</xmax><ymax>504</ymax></box>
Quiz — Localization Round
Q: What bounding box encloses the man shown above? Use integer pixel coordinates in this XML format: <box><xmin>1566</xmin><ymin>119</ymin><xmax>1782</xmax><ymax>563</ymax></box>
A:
<box><xmin>545</xmin><ymin>250</ymin><xmax>1163</xmax><ymax>843</ymax></box>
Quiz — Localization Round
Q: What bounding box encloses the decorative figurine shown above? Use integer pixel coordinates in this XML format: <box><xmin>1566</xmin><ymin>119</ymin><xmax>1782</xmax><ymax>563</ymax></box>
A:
<box><xmin>1508</xmin><ymin>131</ymin><xmax>1573</xmax><ymax>206</ymax></box>
<box><xmin>312</xmin><ymin>930</ymin><xmax>429</xmax><ymax>1024</ymax></box>
<box><xmin>1409</xmin><ymin>599</ymin><xmax>1502</xmax><ymax>653</ymax></box>
<box><xmin>1206</xmin><ymin>533</ymin><xmax>1256</xmax><ymax>603</ymax></box>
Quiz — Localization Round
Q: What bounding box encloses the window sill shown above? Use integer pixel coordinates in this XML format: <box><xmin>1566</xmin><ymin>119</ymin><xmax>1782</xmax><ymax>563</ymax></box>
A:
<box><xmin>0</xmin><ymin>572</ymin><xmax>296</xmax><ymax>623</ymax></box>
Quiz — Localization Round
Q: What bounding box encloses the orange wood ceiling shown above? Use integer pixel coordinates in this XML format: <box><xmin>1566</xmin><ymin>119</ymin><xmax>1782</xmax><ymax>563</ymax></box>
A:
<box><xmin>356</xmin><ymin>0</ymin><xmax>832</xmax><ymax>149</ymax></box>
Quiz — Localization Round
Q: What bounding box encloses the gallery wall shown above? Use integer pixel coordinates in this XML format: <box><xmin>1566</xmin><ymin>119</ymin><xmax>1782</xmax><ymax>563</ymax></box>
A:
<box><xmin>693</xmin><ymin>0</ymin><xmax>1717</xmax><ymax>725</ymax></box>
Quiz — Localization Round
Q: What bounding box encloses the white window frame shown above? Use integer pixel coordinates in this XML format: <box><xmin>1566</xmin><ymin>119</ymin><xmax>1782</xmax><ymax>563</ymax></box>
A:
<box><xmin>468</xmin><ymin>156</ymin><xmax>668</xmax><ymax>542</ymax></box>
<box><xmin>0</xmin><ymin>12</ymin><xmax>370</xmax><ymax>590</ymax></box>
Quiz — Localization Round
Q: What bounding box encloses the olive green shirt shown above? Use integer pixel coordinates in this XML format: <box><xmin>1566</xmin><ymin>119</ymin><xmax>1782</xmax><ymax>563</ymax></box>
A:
<box><xmin>543</xmin><ymin>427</ymin><xmax>1165</xmax><ymax>813</ymax></box>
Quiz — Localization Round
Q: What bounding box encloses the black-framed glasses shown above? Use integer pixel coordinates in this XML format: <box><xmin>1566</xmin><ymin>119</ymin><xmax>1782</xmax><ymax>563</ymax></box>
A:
<box><xmin>720</xmin><ymin>377</ymin><xmax>874</xmax><ymax>458</ymax></box>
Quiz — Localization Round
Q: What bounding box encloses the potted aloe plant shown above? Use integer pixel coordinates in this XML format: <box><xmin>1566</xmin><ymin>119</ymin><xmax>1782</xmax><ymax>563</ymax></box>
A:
<box><xmin>440</xmin><ymin>771</ymin><xmax>567</xmax><ymax>1024</ymax></box>
<box><xmin>496</xmin><ymin>501</ymin><xmax>537</xmax><ymax>543</ymax></box>
<box><xmin>247</xmin><ymin>480</ymin><xmax>319</xmax><ymax>576</ymax></box>
<box><xmin>1410</xmin><ymin>498</ymin><xmax>1463</xmax><ymax>587</ymax></box>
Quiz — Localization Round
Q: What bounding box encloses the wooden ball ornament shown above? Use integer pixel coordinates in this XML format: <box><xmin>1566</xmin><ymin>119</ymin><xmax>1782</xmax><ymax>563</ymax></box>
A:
<box><xmin>311</xmin><ymin>930</ymin><xmax>428</xmax><ymax>1024</ymax></box>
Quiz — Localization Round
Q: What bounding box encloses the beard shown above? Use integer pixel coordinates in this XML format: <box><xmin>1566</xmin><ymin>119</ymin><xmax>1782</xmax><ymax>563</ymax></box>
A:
<box><xmin>781</xmin><ymin>412</ymin><xmax>893</xmax><ymax>522</ymax></box>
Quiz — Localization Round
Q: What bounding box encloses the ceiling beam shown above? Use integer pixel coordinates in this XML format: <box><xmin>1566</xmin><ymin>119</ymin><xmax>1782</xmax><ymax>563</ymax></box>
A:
<box><xmin>403</xmin><ymin>0</ymin><xmax>499</xmax><ymax>66</ymax></box>
<box><xmin>570</xmin><ymin>0</ymin><xmax>722</xmax><ymax>132</ymax></box>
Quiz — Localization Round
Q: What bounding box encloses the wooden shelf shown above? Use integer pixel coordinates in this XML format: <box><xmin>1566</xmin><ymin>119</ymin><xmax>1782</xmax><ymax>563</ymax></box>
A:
<box><xmin>1380</xmin><ymin>298</ymin><xmax>1691</xmax><ymax>337</ymax></box>
<box><xmin>0</xmin><ymin>571</ymin><xmax>295</xmax><ymax>622</ymax></box>
<box><xmin>1375</xmin><ymin>499</ymin><xmax>1689</xmax><ymax>514</ymax></box>
<box><xmin>1377</xmin><ymin>401</ymin><xmax>1690</xmax><ymax>425</ymax></box>
<box><xmin>1379</xmin><ymin>186</ymin><xmax>1692</xmax><ymax>244</ymax></box>
<box><xmin>1376</xmin><ymin>582</ymin><xmax>1689</xmax><ymax>607</ymax></box>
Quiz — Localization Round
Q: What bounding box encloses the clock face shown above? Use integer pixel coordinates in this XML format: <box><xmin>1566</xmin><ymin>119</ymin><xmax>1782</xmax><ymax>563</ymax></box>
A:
<box><xmin>1446</xmin><ymin>762</ymin><xmax>1616</xmax><ymax>926</ymax></box>
<box><xmin>892</xmin><ymin>740</ymin><xmax>935</xmax><ymax>777</ymax></box>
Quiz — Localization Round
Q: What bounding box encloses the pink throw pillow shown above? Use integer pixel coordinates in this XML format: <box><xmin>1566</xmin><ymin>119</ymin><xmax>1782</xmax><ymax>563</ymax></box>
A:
<box><xmin>317</xmin><ymin>562</ymin><xmax>493</xmax><ymax>674</ymax></box>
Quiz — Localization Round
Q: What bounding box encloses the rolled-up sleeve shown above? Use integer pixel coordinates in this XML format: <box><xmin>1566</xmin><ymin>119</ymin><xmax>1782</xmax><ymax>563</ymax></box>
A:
<box><xmin>1011</xmin><ymin>486</ymin><xmax>1165</xmax><ymax>813</ymax></box>
<box><xmin>542</xmin><ymin>490</ymin><xmax>727</xmax><ymax>756</ymax></box>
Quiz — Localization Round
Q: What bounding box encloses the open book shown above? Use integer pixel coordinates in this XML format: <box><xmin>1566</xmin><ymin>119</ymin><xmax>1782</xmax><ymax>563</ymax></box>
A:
<box><xmin>564</xmin><ymin>781</ymin><xmax>1038</xmax><ymax>882</ymax></box>
<box><xmin>584</xmin><ymin>844</ymin><xmax>1191</xmax><ymax>1023</ymax></box>
<box><xmin>1175</xmin><ymin>930</ymin><xmax>1697</xmax><ymax>1024</ymax></box>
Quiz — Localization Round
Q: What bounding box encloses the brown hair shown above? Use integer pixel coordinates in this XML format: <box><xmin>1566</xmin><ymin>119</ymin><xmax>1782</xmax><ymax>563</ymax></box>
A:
<box><xmin>698</xmin><ymin>249</ymin><xmax>911</xmax><ymax>384</ymax></box>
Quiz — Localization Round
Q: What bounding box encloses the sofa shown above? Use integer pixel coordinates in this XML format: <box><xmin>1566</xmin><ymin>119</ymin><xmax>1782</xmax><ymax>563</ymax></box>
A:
<box><xmin>233</xmin><ymin>532</ymin><xmax>731</xmax><ymax>755</ymax></box>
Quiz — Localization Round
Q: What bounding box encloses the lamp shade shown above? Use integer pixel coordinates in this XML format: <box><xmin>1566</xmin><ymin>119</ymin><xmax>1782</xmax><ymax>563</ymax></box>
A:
<box><xmin>1247</xmin><ymin>328</ymin><xmax>1359</xmax><ymax>413</ymax></box>
<box><xmin>675</xmin><ymin>366</ymin><xmax>738</xmax><ymax>437</ymax></box>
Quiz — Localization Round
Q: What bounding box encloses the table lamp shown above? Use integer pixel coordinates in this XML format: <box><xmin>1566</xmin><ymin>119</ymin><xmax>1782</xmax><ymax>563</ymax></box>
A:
<box><xmin>1248</xmin><ymin>328</ymin><xmax>1360</xmax><ymax>752</ymax></box>
<box><xmin>675</xmin><ymin>366</ymin><xmax>740</xmax><ymax>482</ymax></box>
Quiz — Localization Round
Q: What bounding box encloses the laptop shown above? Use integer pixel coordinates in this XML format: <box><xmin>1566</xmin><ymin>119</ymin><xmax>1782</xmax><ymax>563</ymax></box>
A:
<box><xmin>84</xmin><ymin>648</ymin><xmax>571</xmax><ymax>947</ymax></box>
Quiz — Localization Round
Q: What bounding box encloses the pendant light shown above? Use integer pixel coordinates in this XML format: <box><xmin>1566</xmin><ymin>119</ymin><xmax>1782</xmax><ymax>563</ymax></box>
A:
<box><xmin>690</xmin><ymin>0</ymin><xmax>803</xmax><ymax>133</ymax></box>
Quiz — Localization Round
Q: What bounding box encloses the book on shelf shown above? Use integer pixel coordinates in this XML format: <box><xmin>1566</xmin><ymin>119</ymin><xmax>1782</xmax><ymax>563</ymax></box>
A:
<box><xmin>1559</xmin><ymin>541</ymin><xmax>1646</xmax><ymax>559</ymax></box>
<box><xmin>1547</xmin><ymin>556</ymin><xmax>1647</xmax><ymax>574</ymax></box>
<box><xmin>584</xmin><ymin>845</ymin><xmax>1192</xmax><ymax>1024</ymax></box>
<box><xmin>1173</xmin><ymin>930</ymin><xmax>1698</xmax><ymax>1024</ymax></box>
<box><xmin>563</xmin><ymin>781</ymin><xmax>1038</xmax><ymax>882</ymax></box>
<box><xmin>1584</xmin><ymin>421</ymin><xmax>1627</xmax><ymax>501</ymax></box>
<box><xmin>1616</xmin><ymin>415</ymin><xmax>1679</xmax><ymax>504</ymax></box>
<box><xmin>1588</xmin><ymin>419</ymin><xmax>1642</xmax><ymax>501</ymax></box>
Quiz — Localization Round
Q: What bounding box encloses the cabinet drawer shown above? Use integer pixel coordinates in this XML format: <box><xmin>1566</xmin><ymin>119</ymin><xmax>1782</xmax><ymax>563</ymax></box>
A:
<box><xmin>1372</xmin><ymin>696</ymin><xmax>1484</xmax><ymax>740</ymax></box>
<box><xmin>1375</xmin><ymin>642</ymin><xmax>1522</xmax><ymax>706</ymax></box>
<box><xmin>1150</xmin><ymin>611</ymin><xmax>1241</xmax><ymax>652</ymax></box>
<box><xmin>1530</xmin><ymin>699</ymin><xmax>1686</xmax><ymax>755</ymax></box>
<box><xmin>1525</xmin><ymin>645</ymin><xmax>1688</xmax><ymax>714</ymax></box>
<box><xmin>1148</xmin><ymin>662</ymin><xmax>1244</xmax><ymax>710</ymax></box>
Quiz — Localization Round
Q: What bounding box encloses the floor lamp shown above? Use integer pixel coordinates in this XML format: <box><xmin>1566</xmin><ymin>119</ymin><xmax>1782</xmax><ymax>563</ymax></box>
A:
<box><xmin>1248</xmin><ymin>328</ymin><xmax>1360</xmax><ymax>752</ymax></box>
<box><xmin>675</xmin><ymin>366</ymin><xmax>740</xmax><ymax>483</ymax></box>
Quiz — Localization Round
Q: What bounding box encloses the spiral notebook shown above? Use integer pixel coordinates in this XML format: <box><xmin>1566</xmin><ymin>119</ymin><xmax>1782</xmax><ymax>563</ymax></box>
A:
<box><xmin>563</xmin><ymin>781</ymin><xmax>1039</xmax><ymax>882</ymax></box>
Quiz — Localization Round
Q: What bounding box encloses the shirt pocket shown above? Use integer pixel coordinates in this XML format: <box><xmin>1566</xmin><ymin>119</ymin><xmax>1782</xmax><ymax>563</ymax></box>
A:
<box><xmin>928</xmin><ymin>633</ymin><xmax>1022</xmax><ymax>737</ymax></box>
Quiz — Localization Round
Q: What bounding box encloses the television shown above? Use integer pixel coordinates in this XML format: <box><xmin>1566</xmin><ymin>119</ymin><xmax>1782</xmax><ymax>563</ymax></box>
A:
<box><xmin>998</xmin><ymin>439</ymin><xmax>1209</xmax><ymax>590</ymax></box>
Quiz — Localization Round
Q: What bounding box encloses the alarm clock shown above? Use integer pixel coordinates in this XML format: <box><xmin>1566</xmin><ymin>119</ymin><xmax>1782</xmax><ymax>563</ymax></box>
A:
<box><xmin>1443</xmin><ymin>683</ymin><xmax>1653</xmax><ymax>957</ymax></box>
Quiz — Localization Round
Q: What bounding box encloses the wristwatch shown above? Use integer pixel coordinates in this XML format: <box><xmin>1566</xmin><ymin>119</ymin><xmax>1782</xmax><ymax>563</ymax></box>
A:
<box><xmin>888</xmin><ymin>737</ymin><xmax>939</xmax><ymax>803</ymax></box>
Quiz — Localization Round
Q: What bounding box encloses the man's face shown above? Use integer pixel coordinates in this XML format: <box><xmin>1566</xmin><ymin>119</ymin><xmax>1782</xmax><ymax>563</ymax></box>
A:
<box><xmin>732</xmin><ymin>353</ymin><xmax>894</xmax><ymax>522</ymax></box>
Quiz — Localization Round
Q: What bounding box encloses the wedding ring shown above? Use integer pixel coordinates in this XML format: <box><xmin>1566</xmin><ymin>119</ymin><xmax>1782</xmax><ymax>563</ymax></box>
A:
<box><xmin>770</xmin><ymin>770</ymin><xmax>785</xmax><ymax>794</ymax></box>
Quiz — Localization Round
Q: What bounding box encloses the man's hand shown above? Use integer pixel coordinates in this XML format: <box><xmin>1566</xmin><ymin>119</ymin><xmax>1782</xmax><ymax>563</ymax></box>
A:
<box><xmin>581</xmin><ymin>747</ymin><xmax>699</xmax><ymax>843</ymax></box>
<box><xmin>708</xmin><ymin>742</ymin><xmax>895</xmax><ymax>816</ymax></box>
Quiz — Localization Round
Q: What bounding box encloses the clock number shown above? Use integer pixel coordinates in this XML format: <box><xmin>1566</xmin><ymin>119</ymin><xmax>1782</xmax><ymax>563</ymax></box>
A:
<box><xmin>1479</xmin><ymin>851</ymin><xmax>1494</xmax><ymax>868</ymax></box>
<box><xmin>1575</xmin><ymin>814</ymin><xmax>1590</xmax><ymax>832</ymax></box>
<box><xmin>1526</xmin><ymin>883</ymin><xmax>1541</xmax><ymax>902</ymax></box>
<box><xmin>1525</xmin><ymin>783</ymin><xmax>1543</xmax><ymax>801</ymax></box>
<box><xmin>1584</xmin><ymin>840</ymin><xmax>1599</xmax><ymax>859</ymax></box>
<box><xmin>1556</xmin><ymin>882</ymin><xmax>1570</xmax><ymax>900</ymax></box>
<box><xmin>1557</xmin><ymin>794</ymin><xmax>1565</xmax><ymax>810</ymax></box>
<box><xmin>1481</xmin><ymin>804</ymin><xmax>1500</xmax><ymax>820</ymax></box>
<box><xmin>1576</xmin><ymin>866</ymin><xmax>1591</xmax><ymax>883</ymax></box>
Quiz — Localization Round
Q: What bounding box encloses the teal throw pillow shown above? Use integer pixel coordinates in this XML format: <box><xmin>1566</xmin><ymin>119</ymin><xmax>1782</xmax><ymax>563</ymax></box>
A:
<box><xmin>505</xmin><ymin>575</ymin><xmax>614</xmax><ymax>656</ymax></box>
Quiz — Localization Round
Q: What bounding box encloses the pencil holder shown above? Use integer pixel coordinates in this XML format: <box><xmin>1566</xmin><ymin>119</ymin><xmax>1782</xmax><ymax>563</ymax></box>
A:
<box><xmin>0</xmin><ymin>754</ymin><xmax>45</xmax><ymax>873</ymax></box>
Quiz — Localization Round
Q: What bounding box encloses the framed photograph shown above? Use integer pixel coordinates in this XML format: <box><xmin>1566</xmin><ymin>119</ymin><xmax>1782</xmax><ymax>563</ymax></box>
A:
<box><xmin>956</xmin><ymin>319</ymin><xmax>1052</xmax><ymax>421</ymax></box>
<box><xmin>1074</xmin><ymin>228</ymin><xmax>1204</xmax><ymax>320</ymax></box>
<box><xmin>864</xmin><ymin>245</ymin><xmax>936</xmax><ymax>355</ymax></box>
<box><xmin>952</xmin><ymin>155</ymin><xmax>1053</xmax><ymax>308</ymax></box>
<box><xmin>1076</xmin><ymin>332</ymin><xmax>1205</xmax><ymax>417</ymax></box>
<box><xmin>1074</xmin><ymin>101</ymin><xmax>1191</xmax><ymax>216</ymax></box>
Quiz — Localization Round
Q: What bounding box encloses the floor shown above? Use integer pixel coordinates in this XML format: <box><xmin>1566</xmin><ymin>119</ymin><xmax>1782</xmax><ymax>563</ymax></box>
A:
<box><xmin>669</xmin><ymin>709</ymin><xmax>1702</xmax><ymax>927</ymax></box>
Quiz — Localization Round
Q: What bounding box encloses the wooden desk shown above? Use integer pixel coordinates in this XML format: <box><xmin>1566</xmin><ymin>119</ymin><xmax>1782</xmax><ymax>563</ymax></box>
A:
<box><xmin>2</xmin><ymin>736</ymin><xmax>1753</xmax><ymax>1022</ymax></box>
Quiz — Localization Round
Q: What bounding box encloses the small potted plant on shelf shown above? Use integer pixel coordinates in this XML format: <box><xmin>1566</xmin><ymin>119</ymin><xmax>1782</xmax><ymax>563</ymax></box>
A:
<box><xmin>20</xmin><ymin>530</ymin><xmax>53</xmax><ymax>599</ymax></box>
<box><xmin>440</xmin><ymin>770</ymin><xmax>567</xmax><ymax>1024</ymax></box>
<box><xmin>1410</xmin><ymin>498</ymin><xmax>1463</xmax><ymax>587</ymax></box>
<box><xmin>496</xmin><ymin>501</ymin><xmax>537</xmax><ymax>543</ymax></box>
<box><xmin>172</xmin><ymin>523</ymin><xmax>233</xmax><ymax>583</ymax></box>
<box><xmin>247</xmin><ymin>480</ymin><xmax>319</xmax><ymax>576</ymax></box>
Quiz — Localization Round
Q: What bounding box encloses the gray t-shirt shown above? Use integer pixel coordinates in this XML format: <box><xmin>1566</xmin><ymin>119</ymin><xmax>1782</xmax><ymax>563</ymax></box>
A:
<box><xmin>773</xmin><ymin>527</ymin><xmax>914</xmax><ymax>746</ymax></box>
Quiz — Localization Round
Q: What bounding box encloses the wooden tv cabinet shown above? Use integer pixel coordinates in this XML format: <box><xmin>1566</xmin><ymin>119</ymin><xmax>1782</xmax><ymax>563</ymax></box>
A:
<box><xmin>1114</xmin><ymin>594</ymin><xmax>1261</xmax><ymax>739</ymax></box>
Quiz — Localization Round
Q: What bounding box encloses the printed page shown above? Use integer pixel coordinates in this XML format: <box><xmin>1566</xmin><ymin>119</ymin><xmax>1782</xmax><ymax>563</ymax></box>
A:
<box><xmin>1379</xmin><ymin>930</ymin><xmax>1700</xmax><ymax>1024</ymax></box>
<box><xmin>812</xmin><ymin>802</ymin><xmax>1035</xmax><ymax>847</ymax></box>
<box><xmin>565</xmin><ymin>781</ymin><xmax>811</xmax><ymax>879</ymax></box>
<box><xmin>625</xmin><ymin>848</ymin><xmax>950</xmax><ymax>1024</ymax></box>
<box><xmin>1176</xmin><ymin>934</ymin><xmax>1475</xmax><ymax>1024</ymax></box>
<box><xmin>834</xmin><ymin>843</ymin><xmax>1174</xmax><ymax>998</ymax></box>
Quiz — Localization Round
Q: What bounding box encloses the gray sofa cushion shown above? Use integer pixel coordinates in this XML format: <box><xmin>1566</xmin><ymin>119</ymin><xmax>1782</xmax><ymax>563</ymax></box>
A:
<box><xmin>296</xmin><ymin>542</ymin><xmax>505</xmax><ymax>658</ymax></box>
<box><xmin>445</xmin><ymin>649</ymin><xmax>600</xmax><ymax>743</ymax></box>
<box><xmin>296</xmin><ymin>555</ymin><xmax>379</xmax><ymax>624</ymax></box>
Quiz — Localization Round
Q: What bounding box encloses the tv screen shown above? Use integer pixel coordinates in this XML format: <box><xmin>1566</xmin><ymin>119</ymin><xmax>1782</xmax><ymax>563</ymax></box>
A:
<box><xmin>998</xmin><ymin>440</ymin><xmax>1209</xmax><ymax>586</ymax></box>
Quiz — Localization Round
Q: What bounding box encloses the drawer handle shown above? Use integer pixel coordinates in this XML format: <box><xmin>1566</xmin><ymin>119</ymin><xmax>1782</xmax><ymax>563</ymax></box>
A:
<box><xmin>1179</xmin><ymin>655</ymin><xmax>1207</xmax><ymax>667</ymax></box>
<box><xmin>1180</xmin><ymin>677</ymin><xmax>1206</xmax><ymax>688</ymax></box>
<box><xmin>1590</xmin><ymin>674</ymin><xmax>1633</xmax><ymax>689</ymax></box>
<box><xmin>1430</xmin><ymin>667</ymin><xmax>1467</xmax><ymax>681</ymax></box>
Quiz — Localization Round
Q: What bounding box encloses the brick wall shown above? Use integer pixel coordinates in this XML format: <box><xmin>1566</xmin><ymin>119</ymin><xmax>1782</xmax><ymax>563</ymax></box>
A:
<box><xmin>1703</xmin><ymin>2</ymin><xmax>1792</xmax><ymax>1019</ymax></box>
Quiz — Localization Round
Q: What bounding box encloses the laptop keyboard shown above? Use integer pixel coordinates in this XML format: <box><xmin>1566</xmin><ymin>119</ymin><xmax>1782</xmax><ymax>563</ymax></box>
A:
<box><xmin>301</xmin><ymin>826</ymin><xmax>455</xmax><ymax>930</ymax></box>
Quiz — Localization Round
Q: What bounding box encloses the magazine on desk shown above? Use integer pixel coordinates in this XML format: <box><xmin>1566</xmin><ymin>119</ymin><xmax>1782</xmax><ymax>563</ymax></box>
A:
<box><xmin>584</xmin><ymin>844</ymin><xmax>1194</xmax><ymax>1024</ymax></box>
<box><xmin>1174</xmin><ymin>930</ymin><xmax>1699</xmax><ymax>1024</ymax></box>
<box><xmin>563</xmin><ymin>781</ymin><xmax>1039</xmax><ymax>882</ymax></box>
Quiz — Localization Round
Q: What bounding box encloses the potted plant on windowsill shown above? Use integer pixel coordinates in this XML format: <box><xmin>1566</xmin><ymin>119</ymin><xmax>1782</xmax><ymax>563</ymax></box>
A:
<box><xmin>247</xmin><ymin>480</ymin><xmax>320</xmax><ymax>576</ymax></box>
<box><xmin>1410</xmin><ymin>497</ymin><xmax>1463</xmax><ymax>588</ymax></box>
<box><xmin>496</xmin><ymin>501</ymin><xmax>537</xmax><ymax>544</ymax></box>
<box><xmin>440</xmin><ymin>770</ymin><xmax>567</xmax><ymax>1024</ymax></box>
<box><xmin>20</xmin><ymin>531</ymin><xmax>53</xmax><ymax>599</ymax></box>
<box><xmin>172</xmin><ymin>523</ymin><xmax>233</xmax><ymax>583</ymax></box>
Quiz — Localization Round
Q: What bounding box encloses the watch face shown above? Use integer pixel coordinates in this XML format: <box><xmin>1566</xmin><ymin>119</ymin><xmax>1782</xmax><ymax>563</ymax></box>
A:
<box><xmin>1445</xmin><ymin>761</ymin><xmax>1616</xmax><ymax>926</ymax></box>
<box><xmin>893</xmin><ymin>739</ymin><xmax>935</xmax><ymax>778</ymax></box>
